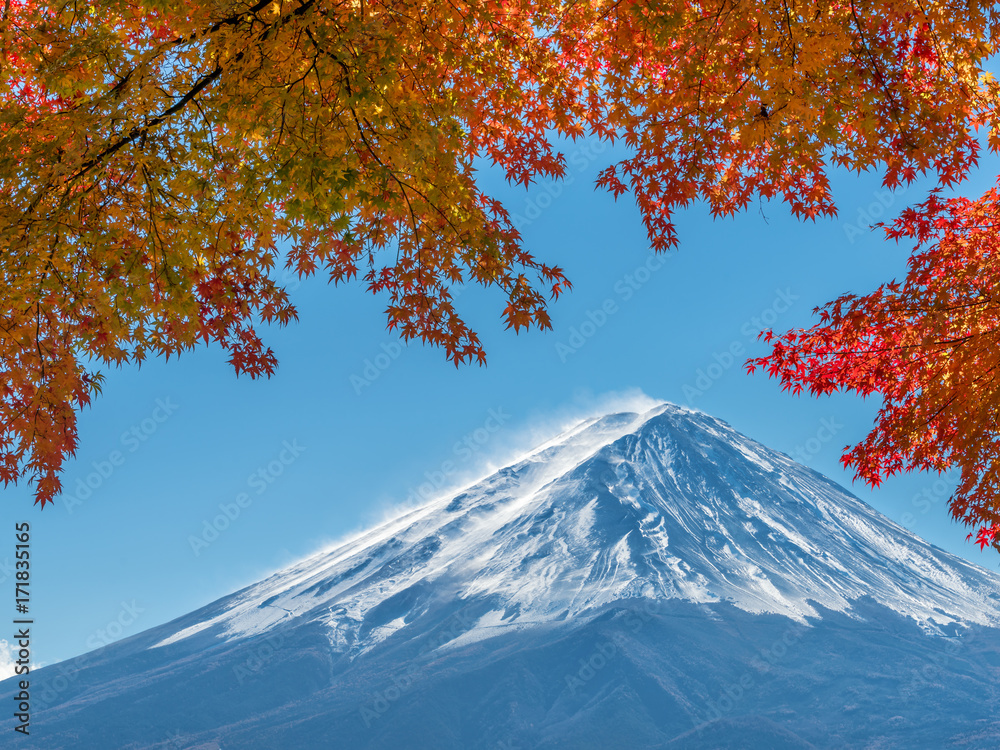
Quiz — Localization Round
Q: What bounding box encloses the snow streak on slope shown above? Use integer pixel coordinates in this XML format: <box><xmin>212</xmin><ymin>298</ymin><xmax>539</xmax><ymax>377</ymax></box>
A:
<box><xmin>153</xmin><ymin>404</ymin><xmax>1000</xmax><ymax>656</ymax></box>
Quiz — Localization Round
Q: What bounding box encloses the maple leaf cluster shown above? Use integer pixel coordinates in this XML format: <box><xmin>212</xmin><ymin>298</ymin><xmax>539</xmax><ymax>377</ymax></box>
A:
<box><xmin>749</xmin><ymin>185</ymin><xmax>1000</xmax><ymax>551</ymax></box>
<box><xmin>1</xmin><ymin>0</ymin><xmax>999</xmax><ymax>536</ymax></box>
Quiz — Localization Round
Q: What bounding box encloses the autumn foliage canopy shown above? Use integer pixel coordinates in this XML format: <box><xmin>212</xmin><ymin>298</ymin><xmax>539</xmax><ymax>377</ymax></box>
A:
<box><xmin>2</xmin><ymin>0</ymin><xmax>1000</xmax><ymax>548</ymax></box>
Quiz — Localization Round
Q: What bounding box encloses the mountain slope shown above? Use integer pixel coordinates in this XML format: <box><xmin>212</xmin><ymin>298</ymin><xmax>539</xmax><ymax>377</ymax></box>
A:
<box><xmin>155</xmin><ymin>404</ymin><xmax>1000</xmax><ymax>653</ymax></box>
<box><xmin>3</xmin><ymin>403</ymin><xmax>1000</xmax><ymax>749</ymax></box>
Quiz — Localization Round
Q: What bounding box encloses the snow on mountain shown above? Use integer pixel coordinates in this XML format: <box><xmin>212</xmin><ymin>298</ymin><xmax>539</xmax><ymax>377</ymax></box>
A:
<box><xmin>151</xmin><ymin>403</ymin><xmax>1000</xmax><ymax>657</ymax></box>
<box><xmin>8</xmin><ymin>402</ymin><xmax>1000</xmax><ymax>750</ymax></box>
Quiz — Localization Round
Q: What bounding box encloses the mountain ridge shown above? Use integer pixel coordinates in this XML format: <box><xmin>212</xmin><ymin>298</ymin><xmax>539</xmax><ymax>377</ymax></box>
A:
<box><xmin>147</xmin><ymin>402</ymin><xmax>1000</xmax><ymax>661</ymax></box>
<box><xmin>5</xmin><ymin>401</ymin><xmax>1000</xmax><ymax>749</ymax></box>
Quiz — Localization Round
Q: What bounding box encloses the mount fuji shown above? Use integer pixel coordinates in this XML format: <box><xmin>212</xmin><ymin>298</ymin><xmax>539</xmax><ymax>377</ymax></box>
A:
<box><xmin>4</xmin><ymin>403</ymin><xmax>1000</xmax><ymax>749</ymax></box>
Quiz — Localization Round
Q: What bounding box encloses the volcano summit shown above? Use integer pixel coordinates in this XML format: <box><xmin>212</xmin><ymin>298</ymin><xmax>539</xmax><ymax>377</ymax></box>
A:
<box><xmin>5</xmin><ymin>404</ymin><xmax>1000</xmax><ymax>749</ymax></box>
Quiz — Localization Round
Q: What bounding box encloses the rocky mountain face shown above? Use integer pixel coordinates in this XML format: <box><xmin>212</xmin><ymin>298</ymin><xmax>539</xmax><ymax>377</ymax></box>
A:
<box><xmin>4</xmin><ymin>404</ymin><xmax>1000</xmax><ymax>749</ymax></box>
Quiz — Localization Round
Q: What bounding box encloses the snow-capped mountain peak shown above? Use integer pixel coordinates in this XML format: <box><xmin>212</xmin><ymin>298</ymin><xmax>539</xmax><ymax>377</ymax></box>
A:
<box><xmin>152</xmin><ymin>403</ymin><xmax>1000</xmax><ymax>656</ymax></box>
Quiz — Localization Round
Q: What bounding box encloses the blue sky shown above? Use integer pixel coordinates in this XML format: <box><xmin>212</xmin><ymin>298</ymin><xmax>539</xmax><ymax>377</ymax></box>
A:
<box><xmin>3</xmin><ymin>137</ymin><xmax>999</xmax><ymax>671</ymax></box>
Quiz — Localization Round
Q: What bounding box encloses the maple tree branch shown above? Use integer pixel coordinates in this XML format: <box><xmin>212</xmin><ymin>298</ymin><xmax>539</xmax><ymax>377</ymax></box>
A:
<box><xmin>73</xmin><ymin>63</ymin><xmax>223</xmax><ymax>181</ymax></box>
<box><xmin>848</xmin><ymin>0</ymin><xmax>906</xmax><ymax>134</ymax></box>
<box><xmin>70</xmin><ymin>0</ymin><xmax>318</xmax><ymax>186</ymax></box>
<box><xmin>779</xmin><ymin>0</ymin><xmax>797</xmax><ymax>64</ymax></box>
